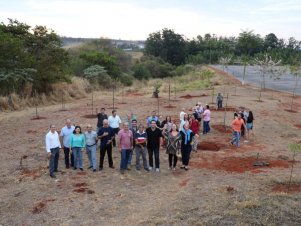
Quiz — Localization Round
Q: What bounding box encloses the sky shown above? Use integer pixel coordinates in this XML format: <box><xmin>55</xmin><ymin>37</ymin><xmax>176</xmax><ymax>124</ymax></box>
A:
<box><xmin>0</xmin><ymin>0</ymin><xmax>301</xmax><ymax>41</ymax></box>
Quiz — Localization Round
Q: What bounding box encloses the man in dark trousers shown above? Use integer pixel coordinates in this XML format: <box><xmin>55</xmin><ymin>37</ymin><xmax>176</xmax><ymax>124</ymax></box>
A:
<box><xmin>96</xmin><ymin>107</ymin><xmax>108</xmax><ymax>133</ymax></box>
<box><xmin>97</xmin><ymin>119</ymin><xmax>115</xmax><ymax>170</ymax></box>
<box><xmin>146</xmin><ymin>120</ymin><xmax>163</xmax><ymax>173</ymax></box>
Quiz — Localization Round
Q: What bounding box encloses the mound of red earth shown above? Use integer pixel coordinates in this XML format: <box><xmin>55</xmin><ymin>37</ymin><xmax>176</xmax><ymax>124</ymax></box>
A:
<box><xmin>284</xmin><ymin>109</ymin><xmax>298</xmax><ymax>113</ymax></box>
<box><xmin>271</xmin><ymin>183</ymin><xmax>301</xmax><ymax>194</ymax></box>
<box><xmin>21</xmin><ymin>167</ymin><xmax>47</xmax><ymax>179</ymax></box>
<box><xmin>164</xmin><ymin>105</ymin><xmax>176</xmax><ymax>108</ymax></box>
<box><xmin>190</xmin><ymin>156</ymin><xmax>290</xmax><ymax>173</ymax></box>
<box><xmin>197</xmin><ymin>141</ymin><xmax>223</xmax><ymax>151</ymax></box>
<box><xmin>211</xmin><ymin>125</ymin><xmax>232</xmax><ymax>133</ymax></box>
<box><xmin>31</xmin><ymin>116</ymin><xmax>47</xmax><ymax>120</ymax></box>
<box><xmin>81</xmin><ymin>114</ymin><xmax>96</xmax><ymax>118</ymax></box>
<box><xmin>32</xmin><ymin>198</ymin><xmax>56</xmax><ymax>214</ymax></box>
<box><xmin>211</xmin><ymin>107</ymin><xmax>236</xmax><ymax>112</ymax></box>
<box><xmin>180</xmin><ymin>94</ymin><xmax>199</xmax><ymax>99</ymax></box>
<box><xmin>125</xmin><ymin>92</ymin><xmax>144</xmax><ymax>97</ymax></box>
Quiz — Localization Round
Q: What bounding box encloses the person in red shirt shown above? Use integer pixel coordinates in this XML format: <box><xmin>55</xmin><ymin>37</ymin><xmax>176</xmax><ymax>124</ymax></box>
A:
<box><xmin>230</xmin><ymin>114</ymin><xmax>246</xmax><ymax>147</ymax></box>
<box><xmin>189</xmin><ymin>114</ymin><xmax>199</xmax><ymax>134</ymax></box>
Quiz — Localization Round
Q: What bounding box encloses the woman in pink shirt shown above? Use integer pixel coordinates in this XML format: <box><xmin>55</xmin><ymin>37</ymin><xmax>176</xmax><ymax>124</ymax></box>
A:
<box><xmin>202</xmin><ymin>105</ymin><xmax>211</xmax><ymax>134</ymax></box>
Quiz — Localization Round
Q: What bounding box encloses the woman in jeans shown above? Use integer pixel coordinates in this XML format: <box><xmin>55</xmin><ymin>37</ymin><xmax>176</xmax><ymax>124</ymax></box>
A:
<box><xmin>163</xmin><ymin>123</ymin><xmax>181</xmax><ymax>171</ymax></box>
<box><xmin>70</xmin><ymin>126</ymin><xmax>86</xmax><ymax>171</ymax></box>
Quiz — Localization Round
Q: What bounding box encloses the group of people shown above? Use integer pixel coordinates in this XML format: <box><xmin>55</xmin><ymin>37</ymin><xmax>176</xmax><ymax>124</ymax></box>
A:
<box><xmin>45</xmin><ymin>101</ymin><xmax>254</xmax><ymax>178</ymax></box>
<box><xmin>45</xmin><ymin>106</ymin><xmax>206</xmax><ymax>178</ymax></box>
<box><xmin>231</xmin><ymin>108</ymin><xmax>254</xmax><ymax>147</ymax></box>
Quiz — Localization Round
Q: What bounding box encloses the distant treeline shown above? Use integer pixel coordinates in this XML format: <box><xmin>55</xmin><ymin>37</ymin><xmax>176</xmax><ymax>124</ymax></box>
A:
<box><xmin>1</xmin><ymin>19</ymin><xmax>301</xmax><ymax>97</ymax></box>
<box><xmin>144</xmin><ymin>28</ymin><xmax>301</xmax><ymax>66</ymax></box>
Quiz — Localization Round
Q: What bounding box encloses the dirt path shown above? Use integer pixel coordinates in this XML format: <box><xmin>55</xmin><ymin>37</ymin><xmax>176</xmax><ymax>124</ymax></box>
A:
<box><xmin>0</xmin><ymin>70</ymin><xmax>301</xmax><ymax>225</ymax></box>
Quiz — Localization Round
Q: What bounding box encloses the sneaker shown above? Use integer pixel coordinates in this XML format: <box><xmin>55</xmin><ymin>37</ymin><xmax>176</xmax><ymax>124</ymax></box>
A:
<box><xmin>93</xmin><ymin>169</ymin><xmax>96</xmax><ymax>172</ymax></box>
<box><xmin>144</xmin><ymin>168</ymin><xmax>150</xmax><ymax>172</ymax></box>
<box><xmin>168</xmin><ymin>166</ymin><xmax>172</xmax><ymax>170</ymax></box>
<box><xmin>88</xmin><ymin>166</ymin><xmax>93</xmax><ymax>169</ymax></box>
<box><xmin>184</xmin><ymin>166</ymin><xmax>189</xmax><ymax>171</ymax></box>
<box><xmin>136</xmin><ymin>168</ymin><xmax>141</xmax><ymax>171</ymax></box>
<box><xmin>149</xmin><ymin>167</ymin><xmax>153</xmax><ymax>171</ymax></box>
<box><xmin>73</xmin><ymin>167</ymin><xmax>77</xmax><ymax>170</ymax></box>
<box><xmin>99</xmin><ymin>167</ymin><xmax>103</xmax><ymax>171</ymax></box>
<box><xmin>120</xmin><ymin>170</ymin><xmax>125</xmax><ymax>174</ymax></box>
<box><xmin>126</xmin><ymin>168</ymin><xmax>131</xmax><ymax>171</ymax></box>
<box><xmin>109</xmin><ymin>166</ymin><xmax>115</xmax><ymax>169</ymax></box>
<box><xmin>80</xmin><ymin>168</ymin><xmax>83</xmax><ymax>171</ymax></box>
<box><xmin>155</xmin><ymin>168</ymin><xmax>160</xmax><ymax>173</ymax></box>
<box><xmin>50</xmin><ymin>174</ymin><xmax>56</xmax><ymax>178</ymax></box>
<box><xmin>180</xmin><ymin>165</ymin><xmax>185</xmax><ymax>169</ymax></box>
<box><xmin>172</xmin><ymin>167</ymin><xmax>176</xmax><ymax>171</ymax></box>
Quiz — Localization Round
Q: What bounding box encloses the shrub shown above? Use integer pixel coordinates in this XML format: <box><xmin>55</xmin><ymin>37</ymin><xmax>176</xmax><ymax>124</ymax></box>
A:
<box><xmin>118</xmin><ymin>73</ymin><xmax>134</xmax><ymax>86</ymax></box>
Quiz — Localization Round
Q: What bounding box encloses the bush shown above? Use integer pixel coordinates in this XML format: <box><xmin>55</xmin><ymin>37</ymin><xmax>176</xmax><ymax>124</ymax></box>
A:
<box><xmin>118</xmin><ymin>73</ymin><xmax>134</xmax><ymax>86</ymax></box>
<box><xmin>132</xmin><ymin>64</ymin><xmax>151</xmax><ymax>80</ymax></box>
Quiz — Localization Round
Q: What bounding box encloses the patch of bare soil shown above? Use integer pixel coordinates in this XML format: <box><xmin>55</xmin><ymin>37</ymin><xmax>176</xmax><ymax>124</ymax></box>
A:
<box><xmin>32</xmin><ymin>198</ymin><xmax>56</xmax><ymax>214</ymax></box>
<box><xmin>197</xmin><ymin>141</ymin><xmax>224</xmax><ymax>151</ymax></box>
<box><xmin>125</xmin><ymin>92</ymin><xmax>144</xmax><ymax>97</ymax></box>
<box><xmin>271</xmin><ymin>183</ymin><xmax>301</xmax><ymax>194</ymax></box>
<box><xmin>179</xmin><ymin>94</ymin><xmax>199</xmax><ymax>99</ymax></box>
<box><xmin>211</xmin><ymin>107</ymin><xmax>237</xmax><ymax>112</ymax></box>
<box><xmin>190</xmin><ymin>156</ymin><xmax>290</xmax><ymax>173</ymax></box>
<box><xmin>294</xmin><ymin>124</ymin><xmax>301</xmax><ymax>129</ymax></box>
<box><xmin>81</xmin><ymin>114</ymin><xmax>96</xmax><ymax>118</ymax></box>
<box><xmin>211</xmin><ymin>124</ymin><xmax>232</xmax><ymax>133</ymax></box>
<box><xmin>163</xmin><ymin>105</ymin><xmax>176</xmax><ymax>108</ymax></box>
<box><xmin>31</xmin><ymin>116</ymin><xmax>47</xmax><ymax>120</ymax></box>
<box><xmin>284</xmin><ymin>109</ymin><xmax>298</xmax><ymax>113</ymax></box>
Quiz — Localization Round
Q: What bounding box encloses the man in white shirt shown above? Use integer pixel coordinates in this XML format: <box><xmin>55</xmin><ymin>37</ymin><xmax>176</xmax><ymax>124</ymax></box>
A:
<box><xmin>60</xmin><ymin>119</ymin><xmax>75</xmax><ymax>169</ymax></box>
<box><xmin>45</xmin><ymin>124</ymin><xmax>61</xmax><ymax>178</ymax></box>
<box><xmin>108</xmin><ymin>110</ymin><xmax>122</xmax><ymax>147</ymax></box>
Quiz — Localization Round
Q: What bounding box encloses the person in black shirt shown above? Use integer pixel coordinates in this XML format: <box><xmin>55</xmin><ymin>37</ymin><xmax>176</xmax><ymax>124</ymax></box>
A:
<box><xmin>146</xmin><ymin>120</ymin><xmax>163</xmax><ymax>172</ymax></box>
<box><xmin>96</xmin><ymin>108</ymin><xmax>108</xmax><ymax>133</ymax></box>
<box><xmin>97</xmin><ymin>119</ymin><xmax>115</xmax><ymax>170</ymax></box>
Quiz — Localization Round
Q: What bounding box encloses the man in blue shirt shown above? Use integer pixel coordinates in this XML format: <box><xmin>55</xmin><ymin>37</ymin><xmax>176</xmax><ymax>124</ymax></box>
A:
<box><xmin>97</xmin><ymin>119</ymin><xmax>115</xmax><ymax>170</ymax></box>
<box><xmin>147</xmin><ymin>110</ymin><xmax>158</xmax><ymax>127</ymax></box>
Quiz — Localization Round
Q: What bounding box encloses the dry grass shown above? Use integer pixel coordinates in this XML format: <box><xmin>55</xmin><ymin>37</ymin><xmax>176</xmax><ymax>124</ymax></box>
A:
<box><xmin>0</xmin><ymin>77</ymin><xmax>89</xmax><ymax>111</ymax></box>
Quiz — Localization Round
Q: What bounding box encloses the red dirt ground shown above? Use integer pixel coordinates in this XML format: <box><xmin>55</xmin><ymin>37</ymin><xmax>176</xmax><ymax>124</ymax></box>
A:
<box><xmin>211</xmin><ymin>107</ymin><xmax>237</xmax><ymax>112</ymax></box>
<box><xmin>284</xmin><ymin>109</ymin><xmax>298</xmax><ymax>113</ymax></box>
<box><xmin>164</xmin><ymin>105</ymin><xmax>177</xmax><ymax>108</ymax></box>
<box><xmin>294</xmin><ymin>124</ymin><xmax>301</xmax><ymax>129</ymax></box>
<box><xmin>31</xmin><ymin>116</ymin><xmax>47</xmax><ymax>120</ymax></box>
<box><xmin>32</xmin><ymin>199</ymin><xmax>56</xmax><ymax>214</ymax></box>
<box><xmin>125</xmin><ymin>92</ymin><xmax>144</xmax><ymax>97</ymax></box>
<box><xmin>211</xmin><ymin>124</ymin><xmax>232</xmax><ymax>133</ymax></box>
<box><xmin>73</xmin><ymin>187</ymin><xmax>87</xmax><ymax>193</ymax></box>
<box><xmin>179</xmin><ymin>179</ymin><xmax>190</xmax><ymax>187</ymax></box>
<box><xmin>21</xmin><ymin>167</ymin><xmax>46</xmax><ymax>179</ymax></box>
<box><xmin>190</xmin><ymin>156</ymin><xmax>290</xmax><ymax>173</ymax></box>
<box><xmin>271</xmin><ymin>183</ymin><xmax>301</xmax><ymax>194</ymax></box>
<box><xmin>197</xmin><ymin>141</ymin><xmax>224</xmax><ymax>151</ymax></box>
<box><xmin>74</xmin><ymin>182</ymin><xmax>88</xmax><ymax>187</ymax></box>
<box><xmin>180</xmin><ymin>94</ymin><xmax>199</xmax><ymax>99</ymax></box>
<box><xmin>82</xmin><ymin>114</ymin><xmax>97</xmax><ymax>118</ymax></box>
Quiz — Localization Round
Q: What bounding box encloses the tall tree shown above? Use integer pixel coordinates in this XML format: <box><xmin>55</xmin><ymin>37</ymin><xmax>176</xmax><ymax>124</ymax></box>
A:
<box><xmin>237</xmin><ymin>30</ymin><xmax>263</xmax><ymax>56</ymax></box>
